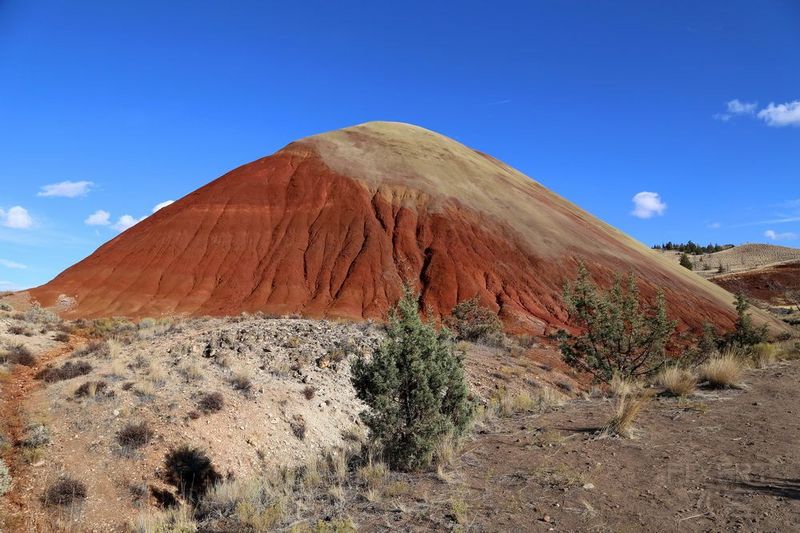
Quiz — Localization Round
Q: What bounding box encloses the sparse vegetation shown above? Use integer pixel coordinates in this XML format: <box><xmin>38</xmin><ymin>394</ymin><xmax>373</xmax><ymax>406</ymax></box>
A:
<box><xmin>0</xmin><ymin>459</ymin><xmax>11</xmax><ymax>496</ymax></box>
<box><xmin>74</xmin><ymin>380</ymin><xmax>109</xmax><ymax>398</ymax></box>
<box><xmin>230</xmin><ymin>368</ymin><xmax>253</xmax><ymax>394</ymax></box>
<box><xmin>557</xmin><ymin>264</ymin><xmax>677</xmax><ymax>383</ymax></box>
<box><xmin>43</xmin><ymin>476</ymin><xmax>87</xmax><ymax>507</ymax></box>
<box><xmin>118</xmin><ymin>422</ymin><xmax>154</xmax><ymax>451</ymax></box>
<box><xmin>723</xmin><ymin>293</ymin><xmax>768</xmax><ymax>350</ymax></box>
<box><xmin>602</xmin><ymin>391</ymin><xmax>653</xmax><ymax>438</ymax></box>
<box><xmin>352</xmin><ymin>287</ymin><xmax>474</xmax><ymax>471</ymax></box>
<box><xmin>446</xmin><ymin>296</ymin><xmax>505</xmax><ymax>346</ymax></box>
<box><xmin>656</xmin><ymin>366</ymin><xmax>696</xmax><ymax>397</ymax></box>
<box><xmin>36</xmin><ymin>360</ymin><xmax>92</xmax><ymax>382</ymax></box>
<box><xmin>1</xmin><ymin>343</ymin><xmax>35</xmax><ymax>366</ymax></box>
<box><xmin>198</xmin><ymin>392</ymin><xmax>225</xmax><ymax>413</ymax></box>
<box><xmin>164</xmin><ymin>446</ymin><xmax>221</xmax><ymax>502</ymax></box>
<box><xmin>302</xmin><ymin>385</ymin><xmax>316</xmax><ymax>400</ymax></box>
<box><xmin>679</xmin><ymin>253</ymin><xmax>693</xmax><ymax>270</ymax></box>
<box><xmin>699</xmin><ymin>352</ymin><xmax>743</xmax><ymax>388</ymax></box>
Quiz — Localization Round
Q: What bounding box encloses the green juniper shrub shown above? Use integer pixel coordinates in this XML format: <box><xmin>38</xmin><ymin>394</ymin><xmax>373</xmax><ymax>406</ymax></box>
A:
<box><xmin>556</xmin><ymin>263</ymin><xmax>677</xmax><ymax>383</ymax></box>
<box><xmin>722</xmin><ymin>293</ymin><xmax>768</xmax><ymax>350</ymax></box>
<box><xmin>352</xmin><ymin>287</ymin><xmax>474</xmax><ymax>472</ymax></box>
<box><xmin>679</xmin><ymin>253</ymin><xmax>693</xmax><ymax>270</ymax></box>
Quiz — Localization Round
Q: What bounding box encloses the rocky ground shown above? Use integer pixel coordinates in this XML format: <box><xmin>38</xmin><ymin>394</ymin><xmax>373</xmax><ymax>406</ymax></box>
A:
<box><xmin>1</xmin><ymin>300</ymin><xmax>798</xmax><ymax>532</ymax></box>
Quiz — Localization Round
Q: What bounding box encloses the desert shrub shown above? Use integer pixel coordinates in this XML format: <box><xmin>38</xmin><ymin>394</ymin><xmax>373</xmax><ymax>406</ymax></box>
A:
<box><xmin>446</xmin><ymin>297</ymin><xmax>505</xmax><ymax>346</ymax></box>
<box><xmin>164</xmin><ymin>446</ymin><xmax>221</xmax><ymax>502</ymax></box>
<box><xmin>43</xmin><ymin>476</ymin><xmax>87</xmax><ymax>506</ymax></box>
<box><xmin>699</xmin><ymin>353</ymin><xmax>743</xmax><ymax>388</ymax></box>
<box><xmin>0</xmin><ymin>302</ymin><xmax>11</xmax><ymax>312</ymax></box>
<box><xmin>72</xmin><ymin>340</ymin><xmax>110</xmax><ymax>358</ymax></box>
<box><xmin>54</xmin><ymin>332</ymin><xmax>70</xmax><ymax>342</ymax></box>
<box><xmin>723</xmin><ymin>293</ymin><xmax>768</xmax><ymax>350</ymax></box>
<box><xmin>602</xmin><ymin>391</ymin><xmax>653</xmax><ymax>438</ymax></box>
<box><xmin>290</xmin><ymin>416</ymin><xmax>306</xmax><ymax>440</ymax></box>
<box><xmin>656</xmin><ymin>366</ymin><xmax>696</xmax><ymax>397</ymax></box>
<box><xmin>198</xmin><ymin>477</ymin><xmax>285</xmax><ymax>531</ymax></box>
<box><xmin>0</xmin><ymin>459</ymin><xmax>11</xmax><ymax>496</ymax></box>
<box><xmin>198</xmin><ymin>392</ymin><xmax>225</xmax><ymax>413</ymax></box>
<box><xmin>8</xmin><ymin>324</ymin><xmax>32</xmax><ymax>336</ymax></box>
<box><xmin>557</xmin><ymin>264</ymin><xmax>676</xmax><ymax>383</ymax></box>
<box><xmin>230</xmin><ymin>369</ymin><xmax>253</xmax><ymax>394</ymax></box>
<box><xmin>74</xmin><ymin>380</ymin><xmax>109</xmax><ymax>398</ymax></box>
<box><xmin>1</xmin><ymin>343</ymin><xmax>35</xmax><ymax>366</ymax></box>
<box><xmin>36</xmin><ymin>360</ymin><xmax>92</xmax><ymax>382</ymax></box>
<box><xmin>302</xmin><ymin>385</ymin><xmax>316</xmax><ymax>400</ymax></box>
<box><xmin>750</xmin><ymin>343</ymin><xmax>777</xmax><ymax>368</ymax></box>
<box><xmin>679</xmin><ymin>253</ymin><xmax>693</xmax><ymax>270</ymax></box>
<box><xmin>118</xmin><ymin>422</ymin><xmax>154</xmax><ymax>451</ymax></box>
<box><xmin>19</xmin><ymin>423</ymin><xmax>50</xmax><ymax>448</ymax></box>
<box><xmin>352</xmin><ymin>287</ymin><xmax>474</xmax><ymax>471</ymax></box>
<box><xmin>130</xmin><ymin>506</ymin><xmax>197</xmax><ymax>533</ymax></box>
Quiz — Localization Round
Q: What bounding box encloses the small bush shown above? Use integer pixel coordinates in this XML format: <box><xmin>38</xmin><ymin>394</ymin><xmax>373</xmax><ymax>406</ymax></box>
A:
<box><xmin>198</xmin><ymin>392</ymin><xmax>225</xmax><ymax>413</ymax></box>
<box><xmin>230</xmin><ymin>370</ymin><xmax>253</xmax><ymax>394</ymax></box>
<box><xmin>36</xmin><ymin>360</ymin><xmax>92</xmax><ymax>382</ymax></box>
<box><xmin>0</xmin><ymin>458</ymin><xmax>11</xmax><ymax>496</ymax></box>
<box><xmin>8</xmin><ymin>325</ymin><xmax>32</xmax><ymax>336</ymax></box>
<box><xmin>118</xmin><ymin>422</ymin><xmax>154</xmax><ymax>451</ymax></box>
<box><xmin>19</xmin><ymin>423</ymin><xmax>50</xmax><ymax>448</ymax></box>
<box><xmin>54</xmin><ymin>332</ymin><xmax>70</xmax><ymax>342</ymax></box>
<box><xmin>699</xmin><ymin>353</ymin><xmax>743</xmax><ymax>388</ymax></box>
<box><xmin>74</xmin><ymin>380</ymin><xmax>109</xmax><ymax>398</ymax></box>
<box><xmin>723</xmin><ymin>293</ymin><xmax>768</xmax><ymax>350</ymax></box>
<box><xmin>1</xmin><ymin>343</ymin><xmax>35</xmax><ymax>366</ymax></box>
<box><xmin>446</xmin><ymin>297</ymin><xmax>505</xmax><ymax>346</ymax></box>
<box><xmin>656</xmin><ymin>367</ymin><xmax>696</xmax><ymax>397</ymax></box>
<box><xmin>302</xmin><ymin>386</ymin><xmax>316</xmax><ymax>400</ymax></box>
<box><xmin>290</xmin><ymin>416</ymin><xmax>306</xmax><ymax>440</ymax></box>
<box><xmin>43</xmin><ymin>476</ymin><xmax>87</xmax><ymax>506</ymax></box>
<box><xmin>163</xmin><ymin>446</ymin><xmax>220</xmax><ymax>502</ymax></box>
<box><xmin>72</xmin><ymin>340</ymin><xmax>110</xmax><ymax>358</ymax></box>
<box><xmin>750</xmin><ymin>343</ymin><xmax>777</xmax><ymax>368</ymax></box>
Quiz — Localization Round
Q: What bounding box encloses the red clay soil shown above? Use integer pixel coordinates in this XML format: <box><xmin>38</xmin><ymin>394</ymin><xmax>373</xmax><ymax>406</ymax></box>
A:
<box><xmin>712</xmin><ymin>262</ymin><xmax>800</xmax><ymax>306</ymax></box>
<box><xmin>27</xmin><ymin>122</ymin><xmax>777</xmax><ymax>335</ymax></box>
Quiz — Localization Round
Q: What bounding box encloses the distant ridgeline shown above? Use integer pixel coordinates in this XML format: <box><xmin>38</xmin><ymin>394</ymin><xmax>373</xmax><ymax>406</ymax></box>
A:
<box><xmin>652</xmin><ymin>242</ymin><xmax>734</xmax><ymax>255</ymax></box>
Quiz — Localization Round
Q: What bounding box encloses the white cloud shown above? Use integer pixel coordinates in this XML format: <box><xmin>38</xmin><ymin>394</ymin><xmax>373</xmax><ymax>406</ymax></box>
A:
<box><xmin>84</xmin><ymin>210</ymin><xmax>111</xmax><ymax>226</ymax></box>
<box><xmin>152</xmin><ymin>200</ymin><xmax>174</xmax><ymax>213</ymax></box>
<box><xmin>757</xmin><ymin>100</ymin><xmax>800</xmax><ymax>127</ymax></box>
<box><xmin>708</xmin><ymin>222</ymin><xmax>722</xmax><ymax>229</ymax></box>
<box><xmin>0</xmin><ymin>206</ymin><xmax>34</xmax><ymax>229</ymax></box>
<box><xmin>37</xmin><ymin>180</ymin><xmax>94</xmax><ymax>198</ymax></box>
<box><xmin>0</xmin><ymin>258</ymin><xmax>26</xmax><ymax>269</ymax></box>
<box><xmin>764</xmin><ymin>229</ymin><xmax>798</xmax><ymax>241</ymax></box>
<box><xmin>112</xmin><ymin>214</ymin><xmax>146</xmax><ymax>232</ymax></box>
<box><xmin>714</xmin><ymin>99</ymin><xmax>757</xmax><ymax>121</ymax></box>
<box><xmin>631</xmin><ymin>192</ymin><xmax>667</xmax><ymax>219</ymax></box>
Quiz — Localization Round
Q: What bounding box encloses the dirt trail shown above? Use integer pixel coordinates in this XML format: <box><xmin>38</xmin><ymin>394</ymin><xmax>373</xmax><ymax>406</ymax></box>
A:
<box><xmin>0</xmin><ymin>337</ymin><xmax>81</xmax><ymax>524</ymax></box>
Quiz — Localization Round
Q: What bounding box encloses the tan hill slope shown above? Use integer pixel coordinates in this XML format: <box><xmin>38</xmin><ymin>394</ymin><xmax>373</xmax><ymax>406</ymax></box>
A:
<box><xmin>26</xmin><ymin>122</ymin><xmax>781</xmax><ymax>334</ymax></box>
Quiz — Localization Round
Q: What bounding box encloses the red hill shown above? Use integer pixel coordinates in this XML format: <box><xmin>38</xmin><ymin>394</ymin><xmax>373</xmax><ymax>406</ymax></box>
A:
<box><xmin>27</xmin><ymin>122</ymin><xmax>777</xmax><ymax>334</ymax></box>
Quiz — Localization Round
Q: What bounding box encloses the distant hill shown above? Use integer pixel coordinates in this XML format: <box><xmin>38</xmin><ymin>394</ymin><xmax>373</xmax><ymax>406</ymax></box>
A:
<box><xmin>659</xmin><ymin>243</ymin><xmax>800</xmax><ymax>278</ymax></box>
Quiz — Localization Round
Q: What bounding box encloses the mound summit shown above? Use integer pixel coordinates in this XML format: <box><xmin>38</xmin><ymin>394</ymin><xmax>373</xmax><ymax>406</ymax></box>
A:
<box><xmin>29</xmin><ymin>122</ymin><xmax>762</xmax><ymax>333</ymax></box>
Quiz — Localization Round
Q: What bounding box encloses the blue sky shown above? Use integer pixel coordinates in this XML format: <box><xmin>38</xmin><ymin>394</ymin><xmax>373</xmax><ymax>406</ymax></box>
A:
<box><xmin>1</xmin><ymin>0</ymin><xmax>798</xmax><ymax>290</ymax></box>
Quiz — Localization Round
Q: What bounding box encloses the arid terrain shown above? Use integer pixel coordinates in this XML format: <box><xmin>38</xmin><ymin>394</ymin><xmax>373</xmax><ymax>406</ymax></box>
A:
<box><xmin>1</xmin><ymin>295</ymin><xmax>798</xmax><ymax>532</ymax></box>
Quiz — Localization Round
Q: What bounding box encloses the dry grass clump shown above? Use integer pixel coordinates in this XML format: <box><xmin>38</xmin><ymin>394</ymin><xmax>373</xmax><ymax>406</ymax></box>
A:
<box><xmin>8</xmin><ymin>324</ymin><xmax>33</xmax><ymax>336</ymax></box>
<box><xmin>179</xmin><ymin>359</ymin><xmax>204</xmax><ymax>381</ymax></box>
<box><xmin>54</xmin><ymin>331</ymin><xmax>70</xmax><ymax>342</ymax></box>
<box><xmin>198</xmin><ymin>392</ymin><xmax>225</xmax><ymax>413</ymax></box>
<box><xmin>72</xmin><ymin>340</ymin><xmax>110</xmax><ymax>358</ymax></box>
<box><xmin>489</xmin><ymin>386</ymin><xmax>564</xmax><ymax>418</ymax></box>
<box><xmin>656</xmin><ymin>366</ymin><xmax>697</xmax><ymax>397</ymax></box>
<box><xmin>43</xmin><ymin>476</ymin><xmax>87</xmax><ymax>507</ymax></box>
<box><xmin>699</xmin><ymin>352</ymin><xmax>743</xmax><ymax>388</ymax></box>
<box><xmin>118</xmin><ymin>422</ymin><xmax>154</xmax><ymax>451</ymax></box>
<box><xmin>230</xmin><ymin>368</ymin><xmax>253</xmax><ymax>394</ymax></box>
<box><xmin>602</xmin><ymin>391</ymin><xmax>653</xmax><ymax>438</ymax></box>
<box><xmin>750</xmin><ymin>343</ymin><xmax>777</xmax><ymax>368</ymax></box>
<box><xmin>609</xmin><ymin>374</ymin><xmax>639</xmax><ymax>398</ymax></box>
<box><xmin>201</xmin><ymin>477</ymin><xmax>286</xmax><ymax>531</ymax></box>
<box><xmin>130</xmin><ymin>506</ymin><xmax>197</xmax><ymax>533</ymax></box>
<box><xmin>290</xmin><ymin>415</ymin><xmax>307</xmax><ymax>440</ymax></box>
<box><xmin>302</xmin><ymin>385</ymin><xmax>316</xmax><ymax>400</ymax></box>
<box><xmin>1</xmin><ymin>343</ymin><xmax>36</xmax><ymax>366</ymax></box>
<box><xmin>36</xmin><ymin>360</ymin><xmax>92</xmax><ymax>383</ymax></box>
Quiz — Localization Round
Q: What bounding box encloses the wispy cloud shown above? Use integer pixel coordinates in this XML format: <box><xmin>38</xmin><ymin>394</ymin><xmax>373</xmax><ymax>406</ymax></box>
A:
<box><xmin>0</xmin><ymin>258</ymin><xmax>27</xmax><ymax>269</ymax></box>
<box><xmin>764</xmin><ymin>229</ymin><xmax>798</xmax><ymax>241</ymax></box>
<box><xmin>84</xmin><ymin>210</ymin><xmax>111</xmax><ymax>226</ymax></box>
<box><xmin>715</xmin><ymin>99</ymin><xmax>800</xmax><ymax>127</ymax></box>
<box><xmin>37</xmin><ymin>180</ymin><xmax>94</xmax><ymax>198</ymax></box>
<box><xmin>713</xmin><ymin>99</ymin><xmax>757</xmax><ymax>121</ymax></box>
<box><xmin>0</xmin><ymin>206</ymin><xmax>34</xmax><ymax>229</ymax></box>
<box><xmin>708</xmin><ymin>222</ymin><xmax>722</xmax><ymax>229</ymax></box>
<box><xmin>487</xmin><ymin>99</ymin><xmax>512</xmax><ymax>106</ymax></box>
<box><xmin>757</xmin><ymin>100</ymin><xmax>800</xmax><ymax>127</ymax></box>
<box><xmin>631</xmin><ymin>191</ymin><xmax>667</xmax><ymax>219</ymax></box>
<box><xmin>112</xmin><ymin>214</ymin><xmax>146</xmax><ymax>232</ymax></box>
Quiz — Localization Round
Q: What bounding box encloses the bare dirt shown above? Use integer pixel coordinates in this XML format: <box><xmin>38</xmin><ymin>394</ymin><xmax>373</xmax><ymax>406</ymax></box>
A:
<box><xmin>27</xmin><ymin>122</ymin><xmax>779</xmax><ymax>336</ymax></box>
